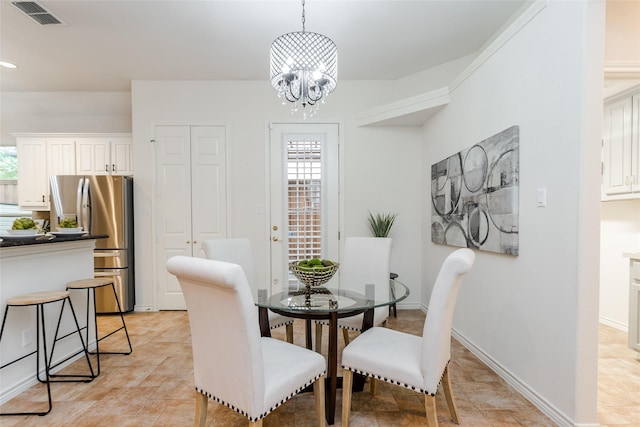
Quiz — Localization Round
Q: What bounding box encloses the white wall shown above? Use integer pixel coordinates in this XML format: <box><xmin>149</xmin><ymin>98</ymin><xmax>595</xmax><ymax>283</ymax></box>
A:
<box><xmin>600</xmin><ymin>199</ymin><xmax>640</xmax><ymax>329</ymax></box>
<box><xmin>130</xmin><ymin>80</ymin><xmax>423</xmax><ymax>312</ymax></box>
<box><xmin>0</xmin><ymin>92</ymin><xmax>131</xmax><ymax>145</ymax></box>
<box><xmin>421</xmin><ymin>1</ymin><xmax>603</xmax><ymax>425</ymax></box>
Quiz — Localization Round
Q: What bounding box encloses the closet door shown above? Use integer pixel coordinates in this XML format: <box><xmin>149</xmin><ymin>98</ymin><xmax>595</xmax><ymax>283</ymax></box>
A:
<box><xmin>154</xmin><ymin>125</ymin><xmax>227</xmax><ymax>310</ymax></box>
<box><xmin>190</xmin><ymin>126</ymin><xmax>227</xmax><ymax>248</ymax></box>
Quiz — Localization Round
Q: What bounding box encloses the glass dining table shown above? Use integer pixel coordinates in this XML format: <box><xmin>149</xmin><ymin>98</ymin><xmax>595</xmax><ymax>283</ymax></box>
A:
<box><xmin>255</xmin><ymin>278</ymin><xmax>409</xmax><ymax>425</ymax></box>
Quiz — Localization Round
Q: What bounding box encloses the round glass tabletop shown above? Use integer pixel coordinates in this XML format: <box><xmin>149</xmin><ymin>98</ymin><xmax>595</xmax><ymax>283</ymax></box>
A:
<box><xmin>255</xmin><ymin>279</ymin><xmax>409</xmax><ymax>314</ymax></box>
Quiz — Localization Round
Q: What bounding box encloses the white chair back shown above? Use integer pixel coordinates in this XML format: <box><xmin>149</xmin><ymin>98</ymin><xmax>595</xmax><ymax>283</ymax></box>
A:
<box><xmin>421</xmin><ymin>248</ymin><xmax>475</xmax><ymax>393</ymax></box>
<box><xmin>166</xmin><ymin>256</ymin><xmax>265</xmax><ymax>416</ymax></box>
<box><xmin>341</xmin><ymin>237</ymin><xmax>392</xmax><ymax>325</ymax></box>
<box><xmin>202</xmin><ymin>238</ymin><xmax>256</xmax><ymax>285</ymax></box>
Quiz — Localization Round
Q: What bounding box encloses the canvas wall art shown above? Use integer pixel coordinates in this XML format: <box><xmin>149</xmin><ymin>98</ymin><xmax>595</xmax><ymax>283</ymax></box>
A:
<box><xmin>431</xmin><ymin>126</ymin><xmax>519</xmax><ymax>256</ymax></box>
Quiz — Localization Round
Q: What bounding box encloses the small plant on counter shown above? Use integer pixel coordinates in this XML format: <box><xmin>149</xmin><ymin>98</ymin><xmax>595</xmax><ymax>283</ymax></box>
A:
<box><xmin>11</xmin><ymin>217</ymin><xmax>37</xmax><ymax>230</ymax></box>
<box><xmin>59</xmin><ymin>217</ymin><xmax>78</xmax><ymax>228</ymax></box>
<box><xmin>366</xmin><ymin>212</ymin><xmax>398</xmax><ymax>238</ymax></box>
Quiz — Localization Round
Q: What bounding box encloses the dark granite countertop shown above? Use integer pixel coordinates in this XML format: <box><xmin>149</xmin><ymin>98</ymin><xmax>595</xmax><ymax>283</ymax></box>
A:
<box><xmin>0</xmin><ymin>234</ymin><xmax>108</xmax><ymax>248</ymax></box>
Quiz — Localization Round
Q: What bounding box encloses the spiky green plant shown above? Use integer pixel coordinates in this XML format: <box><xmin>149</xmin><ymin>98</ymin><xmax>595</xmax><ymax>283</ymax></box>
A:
<box><xmin>366</xmin><ymin>212</ymin><xmax>398</xmax><ymax>238</ymax></box>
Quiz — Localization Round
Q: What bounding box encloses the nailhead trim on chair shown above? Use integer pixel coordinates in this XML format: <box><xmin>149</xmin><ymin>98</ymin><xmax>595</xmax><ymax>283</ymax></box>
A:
<box><xmin>315</xmin><ymin>319</ymin><xmax>361</xmax><ymax>331</ymax></box>
<box><xmin>341</xmin><ymin>362</ymin><xmax>450</xmax><ymax>396</ymax></box>
<box><xmin>270</xmin><ymin>319</ymin><xmax>294</xmax><ymax>329</ymax></box>
<box><xmin>195</xmin><ymin>370</ymin><xmax>326</xmax><ymax>422</ymax></box>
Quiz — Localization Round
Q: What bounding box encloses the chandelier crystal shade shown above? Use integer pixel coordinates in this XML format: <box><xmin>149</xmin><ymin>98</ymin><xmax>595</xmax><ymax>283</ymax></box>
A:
<box><xmin>270</xmin><ymin>1</ymin><xmax>337</xmax><ymax>117</ymax></box>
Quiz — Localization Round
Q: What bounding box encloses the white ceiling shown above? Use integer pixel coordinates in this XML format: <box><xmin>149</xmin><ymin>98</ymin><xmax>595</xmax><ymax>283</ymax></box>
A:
<box><xmin>0</xmin><ymin>0</ymin><xmax>529</xmax><ymax>92</ymax></box>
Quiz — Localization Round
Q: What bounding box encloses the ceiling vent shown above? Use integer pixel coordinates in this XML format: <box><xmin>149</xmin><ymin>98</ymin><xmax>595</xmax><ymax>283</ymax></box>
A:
<box><xmin>12</xmin><ymin>1</ymin><xmax>63</xmax><ymax>25</ymax></box>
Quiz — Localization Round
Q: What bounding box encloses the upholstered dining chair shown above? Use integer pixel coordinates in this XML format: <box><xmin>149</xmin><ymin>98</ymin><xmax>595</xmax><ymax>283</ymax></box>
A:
<box><xmin>315</xmin><ymin>237</ymin><xmax>392</xmax><ymax>351</ymax></box>
<box><xmin>166</xmin><ymin>256</ymin><xmax>327</xmax><ymax>427</ymax></box>
<box><xmin>201</xmin><ymin>238</ymin><xmax>295</xmax><ymax>343</ymax></box>
<box><xmin>341</xmin><ymin>248</ymin><xmax>475</xmax><ymax>427</ymax></box>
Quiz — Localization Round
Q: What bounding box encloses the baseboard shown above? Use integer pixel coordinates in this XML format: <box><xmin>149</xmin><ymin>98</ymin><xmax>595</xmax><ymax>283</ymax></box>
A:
<box><xmin>451</xmin><ymin>329</ymin><xmax>579</xmax><ymax>426</ymax></box>
<box><xmin>395</xmin><ymin>301</ymin><xmax>422</xmax><ymax>311</ymax></box>
<box><xmin>0</xmin><ymin>345</ymin><xmax>93</xmax><ymax>406</ymax></box>
<box><xmin>419</xmin><ymin>303</ymin><xmax>584</xmax><ymax>426</ymax></box>
<box><xmin>599</xmin><ymin>316</ymin><xmax>628</xmax><ymax>332</ymax></box>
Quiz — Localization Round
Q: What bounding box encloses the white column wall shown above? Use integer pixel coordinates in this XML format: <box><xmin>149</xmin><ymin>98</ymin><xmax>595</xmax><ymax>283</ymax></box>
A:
<box><xmin>421</xmin><ymin>1</ymin><xmax>603</xmax><ymax>425</ymax></box>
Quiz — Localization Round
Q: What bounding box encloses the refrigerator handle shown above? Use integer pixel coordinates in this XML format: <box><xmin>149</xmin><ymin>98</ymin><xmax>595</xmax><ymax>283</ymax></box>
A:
<box><xmin>76</xmin><ymin>178</ymin><xmax>84</xmax><ymax>226</ymax></box>
<box><xmin>82</xmin><ymin>178</ymin><xmax>91</xmax><ymax>232</ymax></box>
<box><xmin>50</xmin><ymin>176</ymin><xmax>64</xmax><ymax>221</ymax></box>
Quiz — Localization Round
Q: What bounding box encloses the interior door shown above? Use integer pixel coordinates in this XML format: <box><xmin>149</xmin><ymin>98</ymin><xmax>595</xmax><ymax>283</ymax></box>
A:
<box><xmin>269</xmin><ymin>123</ymin><xmax>340</xmax><ymax>294</ymax></box>
<box><xmin>154</xmin><ymin>125</ymin><xmax>227</xmax><ymax>310</ymax></box>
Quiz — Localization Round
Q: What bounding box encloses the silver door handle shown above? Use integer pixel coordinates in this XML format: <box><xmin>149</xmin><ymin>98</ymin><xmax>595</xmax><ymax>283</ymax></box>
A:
<box><xmin>94</xmin><ymin>251</ymin><xmax>120</xmax><ymax>258</ymax></box>
<box><xmin>94</xmin><ymin>271</ymin><xmax>121</xmax><ymax>277</ymax></box>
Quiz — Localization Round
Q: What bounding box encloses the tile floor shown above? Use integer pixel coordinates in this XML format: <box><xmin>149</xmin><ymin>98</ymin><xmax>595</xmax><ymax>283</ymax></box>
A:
<box><xmin>0</xmin><ymin>310</ymin><xmax>638</xmax><ymax>426</ymax></box>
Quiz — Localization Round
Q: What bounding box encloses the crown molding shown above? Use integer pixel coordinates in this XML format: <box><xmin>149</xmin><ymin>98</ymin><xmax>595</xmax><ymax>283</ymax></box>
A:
<box><xmin>355</xmin><ymin>87</ymin><xmax>450</xmax><ymax>127</ymax></box>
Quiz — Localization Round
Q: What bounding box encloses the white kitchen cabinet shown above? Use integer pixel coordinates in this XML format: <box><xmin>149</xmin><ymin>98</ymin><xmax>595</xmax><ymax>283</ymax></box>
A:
<box><xmin>47</xmin><ymin>139</ymin><xmax>76</xmax><ymax>175</ymax></box>
<box><xmin>602</xmin><ymin>88</ymin><xmax>640</xmax><ymax>200</ymax></box>
<box><xmin>75</xmin><ymin>136</ymin><xmax>133</xmax><ymax>175</ymax></box>
<box><xmin>14</xmin><ymin>133</ymin><xmax>131</xmax><ymax>211</ymax></box>
<box><xmin>15</xmin><ymin>137</ymin><xmax>77</xmax><ymax>210</ymax></box>
<box><xmin>16</xmin><ymin>139</ymin><xmax>48</xmax><ymax>209</ymax></box>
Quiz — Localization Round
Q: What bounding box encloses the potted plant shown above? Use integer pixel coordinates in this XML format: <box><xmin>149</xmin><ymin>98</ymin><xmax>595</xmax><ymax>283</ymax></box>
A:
<box><xmin>366</xmin><ymin>212</ymin><xmax>398</xmax><ymax>238</ymax></box>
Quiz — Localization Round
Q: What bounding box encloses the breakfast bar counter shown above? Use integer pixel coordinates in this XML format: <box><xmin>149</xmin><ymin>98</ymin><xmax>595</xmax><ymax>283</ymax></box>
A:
<box><xmin>0</xmin><ymin>233</ymin><xmax>107</xmax><ymax>248</ymax></box>
<box><xmin>0</xmin><ymin>236</ymin><xmax>103</xmax><ymax>405</ymax></box>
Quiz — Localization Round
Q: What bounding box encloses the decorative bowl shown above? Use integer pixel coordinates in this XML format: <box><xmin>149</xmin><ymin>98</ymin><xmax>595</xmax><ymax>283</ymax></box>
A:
<box><xmin>289</xmin><ymin>262</ymin><xmax>339</xmax><ymax>287</ymax></box>
<box><xmin>7</xmin><ymin>229</ymin><xmax>39</xmax><ymax>235</ymax></box>
<box><xmin>56</xmin><ymin>227</ymin><xmax>83</xmax><ymax>233</ymax></box>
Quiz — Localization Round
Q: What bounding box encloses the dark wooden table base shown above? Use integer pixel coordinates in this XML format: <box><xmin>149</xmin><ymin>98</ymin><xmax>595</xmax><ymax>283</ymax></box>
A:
<box><xmin>259</xmin><ymin>307</ymin><xmax>373</xmax><ymax>425</ymax></box>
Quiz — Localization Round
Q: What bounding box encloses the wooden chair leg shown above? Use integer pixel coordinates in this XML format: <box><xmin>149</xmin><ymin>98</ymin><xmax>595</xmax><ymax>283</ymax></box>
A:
<box><xmin>425</xmin><ymin>394</ymin><xmax>438</xmax><ymax>427</ymax></box>
<box><xmin>441</xmin><ymin>365</ymin><xmax>459</xmax><ymax>423</ymax></box>
<box><xmin>195</xmin><ymin>392</ymin><xmax>208</xmax><ymax>427</ymax></box>
<box><xmin>314</xmin><ymin>376</ymin><xmax>326</xmax><ymax>427</ymax></box>
<box><xmin>342</xmin><ymin>369</ymin><xmax>353</xmax><ymax>427</ymax></box>
<box><xmin>315</xmin><ymin>323</ymin><xmax>323</xmax><ymax>352</ymax></box>
<box><xmin>342</xmin><ymin>328</ymin><xmax>350</xmax><ymax>345</ymax></box>
<box><xmin>370</xmin><ymin>377</ymin><xmax>377</xmax><ymax>395</ymax></box>
<box><xmin>285</xmin><ymin>323</ymin><xmax>294</xmax><ymax>344</ymax></box>
<box><xmin>249</xmin><ymin>420</ymin><xmax>263</xmax><ymax>427</ymax></box>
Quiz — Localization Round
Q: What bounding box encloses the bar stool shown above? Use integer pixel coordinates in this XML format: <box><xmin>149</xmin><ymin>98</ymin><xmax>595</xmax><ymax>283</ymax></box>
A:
<box><xmin>64</xmin><ymin>278</ymin><xmax>132</xmax><ymax>377</ymax></box>
<box><xmin>0</xmin><ymin>290</ymin><xmax>94</xmax><ymax>416</ymax></box>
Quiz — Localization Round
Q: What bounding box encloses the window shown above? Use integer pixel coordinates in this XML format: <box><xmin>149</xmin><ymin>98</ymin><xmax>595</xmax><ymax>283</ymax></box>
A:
<box><xmin>287</xmin><ymin>139</ymin><xmax>323</xmax><ymax>262</ymax></box>
<box><xmin>0</xmin><ymin>146</ymin><xmax>31</xmax><ymax>230</ymax></box>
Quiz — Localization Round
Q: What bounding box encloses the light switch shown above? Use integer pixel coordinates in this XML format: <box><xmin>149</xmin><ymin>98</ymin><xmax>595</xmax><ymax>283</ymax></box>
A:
<box><xmin>536</xmin><ymin>188</ymin><xmax>547</xmax><ymax>207</ymax></box>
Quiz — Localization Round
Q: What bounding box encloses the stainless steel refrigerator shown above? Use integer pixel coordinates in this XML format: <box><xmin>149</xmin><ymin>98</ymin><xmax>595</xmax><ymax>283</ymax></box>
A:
<box><xmin>50</xmin><ymin>175</ymin><xmax>135</xmax><ymax>313</ymax></box>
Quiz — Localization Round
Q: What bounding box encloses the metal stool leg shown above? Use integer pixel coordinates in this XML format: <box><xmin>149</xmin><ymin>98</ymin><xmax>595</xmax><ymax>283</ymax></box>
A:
<box><xmin>90</xmin><ymin>283</ymin><xmax>132</xmax><ymax>356</ymax></box>
<box><xmin>0</xmin><ymin>304</ymin><xmax>52</xmax><ymax>416</ymax></box>
<box><xmin>48</xmin><ymin>297</ymin><xmax>96</xmax><ymax>382</ymax></box>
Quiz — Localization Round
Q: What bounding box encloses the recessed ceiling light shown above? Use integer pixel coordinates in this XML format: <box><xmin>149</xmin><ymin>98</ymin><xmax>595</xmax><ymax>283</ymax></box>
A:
<box><xmin>0</xmin><ymin>62</ymin><xmax>18</xmax><ymax>69</ymax></box>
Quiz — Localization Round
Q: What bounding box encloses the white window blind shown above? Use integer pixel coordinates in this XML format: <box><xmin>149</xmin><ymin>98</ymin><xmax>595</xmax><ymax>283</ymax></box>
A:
<box><xmin>287</xmin><ymin>139</ymin><xmax>322</xmax><ymax>263</ymax></box>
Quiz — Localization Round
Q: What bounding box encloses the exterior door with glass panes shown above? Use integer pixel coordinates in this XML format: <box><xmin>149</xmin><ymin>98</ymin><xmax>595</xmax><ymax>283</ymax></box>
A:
<box><xmin>269</xmin><ymin>123</ymin><xmax>339</xmax><ymax>294</ymax></box>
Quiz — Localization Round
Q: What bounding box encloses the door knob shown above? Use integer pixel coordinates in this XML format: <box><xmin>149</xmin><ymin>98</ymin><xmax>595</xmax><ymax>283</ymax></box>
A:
<box><xmin>272</xmin><ymin>236</ymin><xmax>279</xmax><ymax>242</ymax></box>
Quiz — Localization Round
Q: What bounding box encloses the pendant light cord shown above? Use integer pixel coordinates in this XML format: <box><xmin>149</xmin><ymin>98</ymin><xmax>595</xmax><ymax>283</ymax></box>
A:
<box><xmin>301</xmin><ymin>0</ymin><xmax>306</xmax><ymax>33</ymax></box>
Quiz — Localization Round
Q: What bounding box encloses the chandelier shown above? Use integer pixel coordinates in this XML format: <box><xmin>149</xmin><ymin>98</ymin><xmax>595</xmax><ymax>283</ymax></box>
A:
<box><xmin>269</xmin><ymin>0</ymin><xmax>337</xmax><ymax>117</ymax></box>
